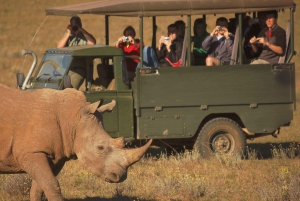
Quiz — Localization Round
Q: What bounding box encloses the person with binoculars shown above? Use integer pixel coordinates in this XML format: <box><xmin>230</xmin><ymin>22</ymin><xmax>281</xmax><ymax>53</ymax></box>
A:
<box><xmin>57</xmin><ymin>15</ymin><xmax>96</xmax><ymax>90</ymax></box>
<box><xmin>202</xmin><ymin>17</ymin><xmax>234</xmax><ymax>66</ymax></box>
<box><xmin>57</xmin><ymin>15</ymin><xmax>96</xmax><ymax>48</ymax></box>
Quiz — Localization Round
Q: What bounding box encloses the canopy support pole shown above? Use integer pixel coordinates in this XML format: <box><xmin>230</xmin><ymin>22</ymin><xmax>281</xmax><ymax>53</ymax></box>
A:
<box><xmin>105</xmin><ymin>15</ymin><xmax>109</xmax><ymax>45</ymax></box>
<box><xmin>139</xmin><ymin>16</ymin><xmax>144</xmax><ymax>68</ymax></box>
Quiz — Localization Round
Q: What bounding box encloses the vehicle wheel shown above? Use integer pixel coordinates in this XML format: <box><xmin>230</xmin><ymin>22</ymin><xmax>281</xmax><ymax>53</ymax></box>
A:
<box><xmin>194</xmin><ymin>117</ymin><xmax>246</xmax><ymax>159</ymax></box>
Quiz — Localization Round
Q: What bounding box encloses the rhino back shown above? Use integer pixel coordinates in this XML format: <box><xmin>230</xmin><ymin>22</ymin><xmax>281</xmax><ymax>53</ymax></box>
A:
<box><xmin>0</xmin><ymin>84</ymin><xmax>88</xmax><ymax>172</ymax></box>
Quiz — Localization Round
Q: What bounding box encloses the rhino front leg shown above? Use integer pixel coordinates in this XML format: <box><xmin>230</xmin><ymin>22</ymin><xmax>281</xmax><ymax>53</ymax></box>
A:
<box><xmin>30</xmin><ymin>161</ymin><xmax>66</xmax><ymax>201</ymax></box>
<box><xmin>30</xmin><ymin>180</ymin><xmax>44</xmax><ymax>201</ymax></box>
<box><xmin>20</xmin><ymin>153</ymin><xmax>64</xmax><ymax>201</ymax></box>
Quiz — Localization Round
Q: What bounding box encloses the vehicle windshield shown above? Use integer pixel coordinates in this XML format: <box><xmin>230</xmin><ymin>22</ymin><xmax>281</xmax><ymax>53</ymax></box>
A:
<box><xmin>36</xmin><ymin>54</ymin><xmax>71</xmax><ymax>81</ymax></box>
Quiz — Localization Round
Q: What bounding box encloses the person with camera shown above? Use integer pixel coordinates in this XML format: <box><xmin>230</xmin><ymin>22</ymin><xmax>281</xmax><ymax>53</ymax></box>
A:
<box><xmin>156</xmin><ymin>23</ymin><xmax>183</xmax><ymax>67</ymax></box>
<box><xmin>57</xmin><ymin>16</ymin><xmax>96</xmax><ymax>90</ymax></box>
<box><xmin>249</xmin><ymin>10</ymin><xmax>286</xmax><ymax>64</ymax></box>
<box><xmin>57</xmin><ymin>15</ymin><xmax>96</xmax><ymax>48</ymax></box>
<box><xmin>202</xmin><ymin>17</ymin><xmax>234</xmax><ymax>66</ymax></box>
<box><xmin>114</xmin><ymin>26</ymin><xmax>143</xmax><ymax>80</ymax></box>
<box><xmin>115</xmin><ymin>26</ymin><xmax>158</xmax><ymax>80</ymax></box>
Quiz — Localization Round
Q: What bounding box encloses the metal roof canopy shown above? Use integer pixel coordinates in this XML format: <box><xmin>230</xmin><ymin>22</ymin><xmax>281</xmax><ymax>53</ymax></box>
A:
<box><xmin>45</xmin><ymin>0</ymin><xmax>295</xmax><ymax>17</ymax></box>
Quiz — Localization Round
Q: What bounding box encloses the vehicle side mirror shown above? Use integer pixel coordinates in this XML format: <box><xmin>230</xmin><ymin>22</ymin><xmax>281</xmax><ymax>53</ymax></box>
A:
<box><xmin>63</xmin><ymin>75</ymin><xmax>72</xmax><ymax>89</ymax></box>
<box><xmin>16</xmin><ymin>73</ymin><xmax>25</xmax><ymax>88</ymax></box>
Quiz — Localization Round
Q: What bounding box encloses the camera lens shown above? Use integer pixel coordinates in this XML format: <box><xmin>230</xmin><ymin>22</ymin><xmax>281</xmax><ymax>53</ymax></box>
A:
<box><xmin>72</xmin><ymin>25</ymin><xmax>78</xmax><ymax>31</ymax></box>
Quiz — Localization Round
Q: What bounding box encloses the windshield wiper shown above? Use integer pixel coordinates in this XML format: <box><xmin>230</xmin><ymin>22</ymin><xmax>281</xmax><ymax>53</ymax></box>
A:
<box><xmin>36</xmin><ymin>74</ymin><xmax>51</xmax><ymax>81</ymax></box>
<box><xmin>47</xmin><ymin>73</ymin><xmax>62</xmax><ymax>82</ymax></box>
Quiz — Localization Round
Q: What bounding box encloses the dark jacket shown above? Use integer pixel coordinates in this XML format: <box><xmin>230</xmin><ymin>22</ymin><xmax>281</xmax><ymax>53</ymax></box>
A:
<box><xmin>202</xmin><ymin>34</ymin><xmax>234</xmax><ymax>62</ymax></box>
<box><xmin>156</xmin><ymin>38</ymin><xmax>183</xmax><ymax>67</ymax></box>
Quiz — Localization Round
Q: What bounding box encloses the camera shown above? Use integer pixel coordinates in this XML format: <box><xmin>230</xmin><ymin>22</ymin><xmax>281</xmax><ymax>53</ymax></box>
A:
<box><xmin>72</xmin><ymin>25</ymin><xmax>78</xmax><ymax>32</ymax></box>
<box><xmin>251</xmin><ymin>18</ymin><xmax>259</xmax><ymax>24</ymax></box>
<box><xmin>164</xmin><ymin>37</ymin><xmax>169</xmax><ymax>41</ymax></box>
<box><xmin>124</xmin><ymin>36</ymin><xmax>129</xmax><ymax>41</ymax></box>
<box><xmin>218</xmin><ymin>26</ymin><xmax>224</xmax><ymax>31</ymax></box>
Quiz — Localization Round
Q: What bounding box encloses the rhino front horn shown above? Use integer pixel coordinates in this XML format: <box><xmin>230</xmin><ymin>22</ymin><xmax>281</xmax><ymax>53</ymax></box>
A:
<box><xmin>123</xmin><ymin>139</ymin><xmax>153</xmax><ymax>166</ymax></box>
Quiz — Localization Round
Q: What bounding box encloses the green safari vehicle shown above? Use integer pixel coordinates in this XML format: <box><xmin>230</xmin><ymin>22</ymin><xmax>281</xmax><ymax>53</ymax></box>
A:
<box><xmin>18</xmin><ymin>0</ymin><xmax>296</xmax><ymax>158</ymax></box>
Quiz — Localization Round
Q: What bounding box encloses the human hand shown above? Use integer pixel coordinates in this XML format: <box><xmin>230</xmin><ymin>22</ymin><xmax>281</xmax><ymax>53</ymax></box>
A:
<box><xmin>211</xmin><ymin>26</ymin><xmax>219</xmax><ymax>36</ymax></box>
<box><xmin>66</xmin><ymin>24</ymin><xmax>72</xmax><ymax>34</ymax></box>
<box><xmin>117</xmin><ymin>36</ymin><xmax>125</xmax><ymax>44</ymax></box>
<box><xmin>255</xmin><ymin>37</ymin><xmax>266</xmax><ymax>45</ymax></box>
<box><xmin>222</xmin><ymin>27</ymin><xmax>229</xmax><ymax>38</ymax></box>
<box><xmin>249</xmin><ymin>36</ymin><xmax>259</xmax><ymax>44</ymax></box>
<box><xmin>126</xmin><ymin>36</ymin><xmax>135</xmax><ymax>44</ymax></box>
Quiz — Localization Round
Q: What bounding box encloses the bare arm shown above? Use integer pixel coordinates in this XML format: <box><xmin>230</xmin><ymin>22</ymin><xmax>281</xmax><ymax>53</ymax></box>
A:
<box><xmin>57</xmin><ymin>25</ymin><xmax>72</xmax><ymax>48</ymax></box>
<box><xmin>79</xmin><ymin>27</ymin><xmax>96</xmax><ymax>45</ymax></box>
<box><xmin>264</xmin><ymin>41</ymin><xmax>284</xmax><ymax>55</ymax></box>
<box><xmin>249</xmin><ymin>36</ymin><xmax>259</xmax><ymax>53</ymax></box>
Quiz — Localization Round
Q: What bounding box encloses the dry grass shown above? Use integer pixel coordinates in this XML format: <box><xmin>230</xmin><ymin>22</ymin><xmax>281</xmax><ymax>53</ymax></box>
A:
<box><xmin>1</xmin><ymin>0</ymin><xmax>300</xmax><ymax>200</ymax></box>
<box><xmin>1</xmin><ymin>146</ymin><xmax>300</xmax><ymax>201</ymax></box>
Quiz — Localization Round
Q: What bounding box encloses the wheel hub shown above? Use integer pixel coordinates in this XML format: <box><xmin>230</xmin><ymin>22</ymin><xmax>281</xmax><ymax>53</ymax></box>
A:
<box><xmin>212</xmin><ymin>134</ymin><xmax>231</xmax><ymax>153</ymax></box>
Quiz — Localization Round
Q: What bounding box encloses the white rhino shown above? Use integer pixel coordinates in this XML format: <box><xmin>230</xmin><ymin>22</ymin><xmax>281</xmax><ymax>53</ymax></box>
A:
<box><xmin>0</xmin><ymin>84</ymin><xmax>152</xmax><ymax>201</ymax></box>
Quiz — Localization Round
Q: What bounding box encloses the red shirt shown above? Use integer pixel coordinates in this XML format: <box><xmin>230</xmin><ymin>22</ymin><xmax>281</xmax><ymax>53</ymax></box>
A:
<box><xmin>119</xmin><ymin>39</ymin><xmax>142</xmax><ymax>72</ymax></box>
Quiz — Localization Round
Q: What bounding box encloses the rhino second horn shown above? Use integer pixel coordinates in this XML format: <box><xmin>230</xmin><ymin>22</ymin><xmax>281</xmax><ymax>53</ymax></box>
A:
<box><xmin>123</xmin><ymin>139</ymin><xmax>153</xmax><ymax>166</ymax></box>
<box><xmin>111</xmin><ymin>137</ymin><xmax>126</xmax><ymax>149</ymax></box>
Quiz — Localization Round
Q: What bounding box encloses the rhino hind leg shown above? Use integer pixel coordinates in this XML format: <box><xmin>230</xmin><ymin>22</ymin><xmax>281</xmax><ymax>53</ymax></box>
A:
<box><xmin>21</xmin><ymin>153</ymin><xmax>64</xmax><ymax>201</ymax></box>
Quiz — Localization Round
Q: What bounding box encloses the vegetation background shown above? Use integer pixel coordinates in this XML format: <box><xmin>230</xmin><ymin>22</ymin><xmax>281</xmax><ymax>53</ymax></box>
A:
<box><xmin>0</xmin><ymin>0</ymin><xmax>300</xmax><ymax>200</ymax></box>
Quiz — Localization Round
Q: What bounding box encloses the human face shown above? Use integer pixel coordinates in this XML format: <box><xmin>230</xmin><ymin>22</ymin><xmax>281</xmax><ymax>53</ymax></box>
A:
<box><xmin>71</xmin><ymin>18</ymin><xmax>80</xmax><ymax>27</ymax></box>
<box><xmin>265</xmin><ymin>14</ymin><xmax>277</xmax><ymax>29</ymax></box>
<box><xmin>168</xmin><ymin>27</ymin><xmax>178</xmax><ymax>41</ymax></box>
<box><xmin>125</xmin><ymin>30</ymin><xmax>135</xmax><ymax>38</ymax></box>
<box><xmin>196</xmin><ymin>23</ymin><xmax>205</xmax><ymax>36</ymax></box>
<box><xmin>217</xmin><ymin>21</ymin><xmax>228</xmax><ymax>35</ymax></box>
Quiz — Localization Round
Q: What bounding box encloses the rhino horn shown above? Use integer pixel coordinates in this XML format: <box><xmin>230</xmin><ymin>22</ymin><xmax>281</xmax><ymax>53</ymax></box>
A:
<box><xmin>123</xmin><ymin>139</ymin><xmax>153</xmax><ymax>166</ymax></box>
<box><xmin>111</xmin><ymin>137</ymin><xmax>126</xmax><ymax>149</ymax></box>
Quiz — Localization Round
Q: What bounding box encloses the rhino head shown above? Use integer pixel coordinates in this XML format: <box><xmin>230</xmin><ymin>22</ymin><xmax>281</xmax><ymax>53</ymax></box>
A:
<box><xmin>73</xmin><ymin>100</ymin><xmax>152</xmax><ymax>183</ymax></box>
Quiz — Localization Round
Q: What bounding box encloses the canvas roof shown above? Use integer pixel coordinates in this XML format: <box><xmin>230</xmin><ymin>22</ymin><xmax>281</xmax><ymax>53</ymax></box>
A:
<box><xmin>45</xmin><ymin>0</ymin><xmax>295</xmax><ymax>17</ymax></box>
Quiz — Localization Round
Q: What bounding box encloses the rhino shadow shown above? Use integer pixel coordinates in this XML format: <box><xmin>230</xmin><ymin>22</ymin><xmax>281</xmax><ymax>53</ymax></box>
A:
<box><xmin>65</xmin><ymin>196</ymin><xmax>153</xmax><ymax>201</ymax></box>
<box><xmin>246</xmin><ymin>141</ymin><xmax>300</xmax><ymax>159</ymax></box>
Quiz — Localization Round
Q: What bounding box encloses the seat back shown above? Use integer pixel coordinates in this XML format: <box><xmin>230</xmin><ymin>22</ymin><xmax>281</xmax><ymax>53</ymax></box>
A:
<box><xmin>278</xmin><ymin>21</ymin><xmax>290</xmax><ymax>64</ymax></box>
<box><xmin>180</xmin><ymin>27</ymin><xmax>188</xmax><ymax>67</ymax></box>
<box><xmin>230</xmin><ymin>26</ymin><xmax>239</xmax><ymax>65</ymax></box>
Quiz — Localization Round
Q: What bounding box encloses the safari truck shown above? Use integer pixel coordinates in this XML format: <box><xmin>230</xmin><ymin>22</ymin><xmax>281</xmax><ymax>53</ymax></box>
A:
<box><xmin>17</xmin><ymin>0</ymin><xmax>296</xmax><ymax>158</ymax></box>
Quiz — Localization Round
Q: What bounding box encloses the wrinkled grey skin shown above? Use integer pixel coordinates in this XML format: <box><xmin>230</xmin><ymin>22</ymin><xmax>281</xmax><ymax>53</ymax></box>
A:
<box><xmin>0</xmin><ymin>84</ymin><xmax>152</xmax><ymax>201</ymax></box>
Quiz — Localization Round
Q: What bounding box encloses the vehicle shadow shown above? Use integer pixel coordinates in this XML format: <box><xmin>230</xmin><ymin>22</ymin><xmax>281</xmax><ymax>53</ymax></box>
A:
<box><xmin>144</xmin><ymin>141</ymin><xmax>300</xmax><ymax>160</ymax></box>
<box><xmin>246</xmin><ymin>141</ymin><xmax>300</xmax><ymax>159</ymax></box>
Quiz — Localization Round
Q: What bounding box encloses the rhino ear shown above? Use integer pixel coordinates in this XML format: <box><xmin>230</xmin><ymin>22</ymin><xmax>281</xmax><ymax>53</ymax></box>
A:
<box><xmin>97</xmin><ymin>99</ymin><xmax>116</xmax><ymax>113</ymax></box>
<box><xmin>87</xmin><ymin>99</ymin><xmax>103</xmax><ymax>114</ymax></box>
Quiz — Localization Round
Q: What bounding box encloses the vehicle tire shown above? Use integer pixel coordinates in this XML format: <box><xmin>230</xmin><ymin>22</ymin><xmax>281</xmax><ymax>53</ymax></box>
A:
<box><xmin>194</xmin><ymin>117</ymin><xmax>246</xmax><ymax>159</ymax></box>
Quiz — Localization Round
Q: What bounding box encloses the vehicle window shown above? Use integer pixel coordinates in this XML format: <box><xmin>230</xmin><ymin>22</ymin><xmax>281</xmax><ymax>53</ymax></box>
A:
<box><xmin>37</xmin><ymin>54</ymin><xmax>71</xmax><ymax>81</ymax></box>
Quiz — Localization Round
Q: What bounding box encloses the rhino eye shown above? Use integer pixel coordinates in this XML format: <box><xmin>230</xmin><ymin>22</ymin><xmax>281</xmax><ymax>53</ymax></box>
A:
<box><xmin>97</xmin><ymin>146</ymin><xmax>104</xmax><ymax>151</ymax></box>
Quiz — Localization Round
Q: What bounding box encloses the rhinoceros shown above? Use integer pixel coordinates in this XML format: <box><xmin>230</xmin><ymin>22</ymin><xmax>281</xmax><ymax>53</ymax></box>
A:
<box><xmin>0</xmin><ymin>84</ymin><xmax>152</xmax><ymax>201</ymax></box>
